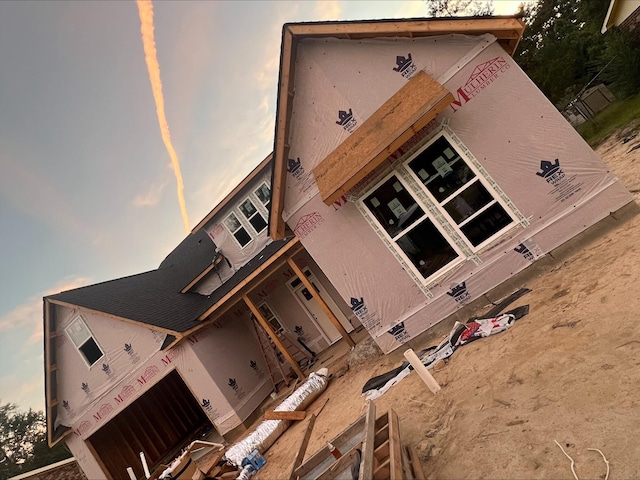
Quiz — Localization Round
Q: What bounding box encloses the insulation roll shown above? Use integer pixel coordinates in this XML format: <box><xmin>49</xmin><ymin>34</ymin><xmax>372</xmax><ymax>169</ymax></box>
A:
<box><xmin>225</xmin><ymin>368</ymin><xmax>329</xmax><ymax>466</ymax></box>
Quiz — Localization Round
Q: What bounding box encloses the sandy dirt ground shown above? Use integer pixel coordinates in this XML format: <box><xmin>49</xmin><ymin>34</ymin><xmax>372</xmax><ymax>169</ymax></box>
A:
<box><xmin>248</xmin><ymin>122</ymin><xmax>640</xmax><ymax>480</ymax></box>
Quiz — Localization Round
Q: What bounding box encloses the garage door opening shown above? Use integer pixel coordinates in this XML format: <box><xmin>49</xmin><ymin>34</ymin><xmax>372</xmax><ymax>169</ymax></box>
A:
<box><xmin>87</xmin><ymin>369</ymin><xmax>213</xmax><ymax>480</ymax></box>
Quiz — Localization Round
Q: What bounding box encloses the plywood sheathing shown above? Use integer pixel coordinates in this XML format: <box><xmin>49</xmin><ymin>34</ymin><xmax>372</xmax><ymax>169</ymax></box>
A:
<box><xmin>269</xmin><ymin>17</ymin><xmax>525</xmax><ymax>240</ymax></box>
<box><xmin>312</xmin><ymin>71</ymin><xmax>454</xmax><ymax>206</ymax></box>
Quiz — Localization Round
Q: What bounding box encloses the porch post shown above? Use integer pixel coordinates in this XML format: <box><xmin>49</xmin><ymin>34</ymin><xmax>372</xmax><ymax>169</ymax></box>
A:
<box><xmin>286</xmin><ymin>258</ymin><xmax>356</xmax><ymax>348</ymax></box>
<box><xmin>242</xmin><ymin>294</ymin><xmax>305</xmax><ymax>380</ymax></box>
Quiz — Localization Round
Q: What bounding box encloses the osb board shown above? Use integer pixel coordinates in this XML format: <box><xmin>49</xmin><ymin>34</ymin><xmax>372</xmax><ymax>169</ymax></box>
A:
<box><xmin>312</xmin><ymin>71</ymin><xmax>453</xmax><ymax>205</ymax></box>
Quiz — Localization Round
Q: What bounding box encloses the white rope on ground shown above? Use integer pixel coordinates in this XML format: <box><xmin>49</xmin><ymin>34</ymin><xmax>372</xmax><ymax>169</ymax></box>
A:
<box><xmin>587</xmin><ymin>448</ymin><xmax>610</xmax><ymax>480</ymax></box>
<box><xmin>554</xmin><ymin>440</ymin><xmax>579</xmax><ymax>480</ymax></box>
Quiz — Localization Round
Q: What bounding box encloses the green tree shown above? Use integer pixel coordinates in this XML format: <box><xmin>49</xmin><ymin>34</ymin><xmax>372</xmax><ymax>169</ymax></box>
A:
<box><xmin>425</xmin><ymin>0</ymin><xmax>494</xmax><ymax>17</ymax></box>
<box><xmin>515</xmin><ymin>0</ymin><xmax>612</xmax><ymax>106</ymax></box>
<box><xmin>0</xmin><ymin>401</ymin><xmax>71</xmax><ymax>480</ymax></box>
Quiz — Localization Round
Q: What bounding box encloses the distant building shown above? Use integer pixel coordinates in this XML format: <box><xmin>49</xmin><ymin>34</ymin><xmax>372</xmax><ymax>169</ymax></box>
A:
<box><xmin>602</xmin><ymin>0</ymin><xmax>640</xmax><ymax>33</ymax></box>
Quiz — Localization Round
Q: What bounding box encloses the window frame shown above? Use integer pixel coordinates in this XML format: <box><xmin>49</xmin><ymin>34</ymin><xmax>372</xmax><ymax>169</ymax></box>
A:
<box><xmin>360</xmin><ymin>171</ymin><xmax>466</xmax><ymax>284</ymax></box>
<box><xmin>223</xmin><ymin>212</ymin><xmax>253</xmax><ymax>249</ymax></box>
<box><xmin>254</xmin><ymin>182</ymin><xmax>271</xmax><ymax>209</ymax></box>
<box><xmin>238</xmin><ymin>196</ymin><xmax>268</xmax><ymax>235</ymax></box>
<box><xmin>358</xmin><ymin>129</ymin><xmax>522</xmax><ymax>287</ymax></box>
<box><xmin>65</xmin><ymin>314</ymin><xmax>105</xmax><ymax>368</ymax></box>
<box><xmin>403</xmin><ymin>131</ymin><xmax>518</xmax><ymax>252</ymax></box>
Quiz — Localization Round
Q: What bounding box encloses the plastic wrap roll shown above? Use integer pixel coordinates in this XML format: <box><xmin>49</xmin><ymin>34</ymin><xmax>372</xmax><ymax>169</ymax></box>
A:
<box><xmin>225</xmin><ymin>368</ymin><xmax>328</xmax><ymax>467</ymax></box>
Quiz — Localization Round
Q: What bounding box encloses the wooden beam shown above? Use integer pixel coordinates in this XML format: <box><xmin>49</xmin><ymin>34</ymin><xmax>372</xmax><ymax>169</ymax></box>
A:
<box><xmin>388</xmin><ymin>409</ymin><xmax>403</xmax><ymax>480</ymax></box>
<box><xmin>264</xmin><ymin>410</ymin><xmax>306</xmax><ymax>421</ymax></box>
<box><xmin>288</xmin><ymin>413</ymin><xmax>317</xmax><ymax>480</ymax></box>
<box><xmin>287</xmin><ymin>18</ymin><xmax>525</xmax><ymax>43</ymax></box>
<box><xmin>243</xmin><ymin>294</ymin><xmax>305</xmax><ymax>380</ymax></box>
<box><xmin>312</xmin><ymin>71</ymin><xmax>454</xmax><ymax>206</ymax></box>
<box><xmin>358</xmin><ymin>401</ymin><xmax>377</xmax><ymax>480</ymax></box>
<box><xmin>287</xmin><ymin>258</ymin><xmax>355</xmax><ymax>348</ymax></box>
<box><xmin>195</xmin><ymin>237</ymin><xmax>303</xmax><ymax>323</ymax></box>
<box><xmin>270</xmin><ymin>27</ymin><xmax>296</xmax><ymax>241</ymax></box>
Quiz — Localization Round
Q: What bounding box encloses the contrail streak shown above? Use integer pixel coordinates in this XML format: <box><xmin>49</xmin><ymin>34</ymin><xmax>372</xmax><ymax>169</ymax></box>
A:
<box><xmin>136</xmin><ymin>0</ymin><xmax>190</xmax><ymax>234</ymax></box>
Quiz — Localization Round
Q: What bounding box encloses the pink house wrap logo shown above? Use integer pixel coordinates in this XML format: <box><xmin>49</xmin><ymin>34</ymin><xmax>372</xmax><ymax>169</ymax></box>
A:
<box><xmin>450</xmin><ymin>57</ymin><xmax>510</xmax><ymax>112</ymax></box>
<box><xmin>114</xmin><ymin>384</ymin><xmax>135</xmax><ymax>405</ymax></box>
<box><xmin>137</xmin><ymin>365</ymin><xmax>159</xmax><ymax>386</ymax></box>
<box><xmin>93</xmin><ymin>403</ymin><xmax>113</xmax><ymax>422</ymax></box>
<box><xmin>293</xmin><ymin>212</ymin><xmax>324</xmax><ymax>239</ymax></box>
<box><xmin>74</xmin><ymin>420</ymin><xmax>92</xmax><ymax>437</ymax></box>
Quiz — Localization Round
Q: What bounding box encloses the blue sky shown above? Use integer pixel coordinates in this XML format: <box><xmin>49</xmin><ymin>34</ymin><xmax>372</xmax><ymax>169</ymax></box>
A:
<box><xmin>0</xmin><ymin>0</ymin><xmax>524</xmax><ymax>412</ymax></box>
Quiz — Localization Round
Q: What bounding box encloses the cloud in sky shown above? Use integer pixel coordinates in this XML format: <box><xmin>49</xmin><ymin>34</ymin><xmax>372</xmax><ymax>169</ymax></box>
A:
<box><xmin>0</xmin><ymin>276</ymin><xmax>91</xmax><ymax>410</ymax></box>
<box><xmin>132</xmin><ymin>179</ymin><xmax>168</xmax><ymax>207</ymax></box>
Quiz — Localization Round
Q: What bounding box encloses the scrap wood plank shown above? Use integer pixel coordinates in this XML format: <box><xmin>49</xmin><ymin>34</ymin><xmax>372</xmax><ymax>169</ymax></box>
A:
<box><xmin>265</xmin><ymin>410</ymin><xmax>307</xmax><ymax>421</ymax></box>
<box><xmin>316</xmin><ymin>444</ymin><xmax>362</xmax><ymax>480</ymax></box>
<box><xmin>387</xmin><ymin>409</ymin><xmax>403</xmax><ymax>480</ymax></box>
<box><xmin>288</xmin><ymin>413</ymin><xmax>318</xmax><ymax>480</ymax></box>
<box><xmin>293</xmin><ymin>411</ymin><xmax>368</xmax><ymax>479</ymax></box>
<box><xmin>406</xmin><ymin>445</ymin><xmax>426</xmax><ymax>480</ymax></box>
<box><xmin>358</xmin><ymin>401</ymin><xmax>377</xmax><ymax>480</ymax></box>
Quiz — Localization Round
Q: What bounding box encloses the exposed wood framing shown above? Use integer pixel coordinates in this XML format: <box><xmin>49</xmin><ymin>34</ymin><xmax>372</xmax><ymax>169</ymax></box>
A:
<box><xmin>359</xmin><ymin>400</ymin><xmax>377</xmax><ymax>480</ymax></box>
<box><xmin>313</xmin><ymin>71</ymin><xmax>453</xmax><ymax>205</ymax></box>
<box><xmin>287</xmin><ymin>258</ymin><xmax>355</xmax><ymax>348</ymax></box>
<box><xmin>269</xmin><ymin>17</ymin><xmax>525</xmax><ymax>239</ymax></box>
<box><xmin>286</xmin><ymin>18</ymin><xmax>525</xmax><ymax>53</ymax></box>
<box><xmin>193</xmin><ymin>154</ymin><xmax>273</xmax><ymax>234</ymax></box>
<box><xmin>243</xmin><ymin>294</ymin><xmax>305</xmax><ymax>380</ymax></box>
<box><xmin>270</xmin><ymin>26</ymin><xmax>296</xmax><ymax>241</ymax></box>
<box><xmin>195</xmin><ymin>237</ymin><xmax>303</xmax><ymax>324</ymax></box>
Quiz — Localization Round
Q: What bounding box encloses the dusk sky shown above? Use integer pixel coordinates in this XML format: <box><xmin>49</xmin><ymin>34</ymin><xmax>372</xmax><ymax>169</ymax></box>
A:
<box><xmin>0</xmin><ymin>0</ymin><xmax>525</xmax><ymax>412</ymax></box>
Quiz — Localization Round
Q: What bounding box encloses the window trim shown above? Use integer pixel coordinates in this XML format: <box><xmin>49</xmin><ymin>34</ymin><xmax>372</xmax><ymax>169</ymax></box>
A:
<box><xmin>403</xmin><ymin>130</ymin><xmax>520</xmax><ymax>253</ymax></box>
<box><xmin>223</xmin><ymin>212</ymin><xmax>253</xmax><ymax>249</ymax></box>
<box><xmin>65</xmin><ymin>314</ymin><xmax>105</xmax><ymax>368</ymax></box>
<box><xmin>253</xmin><ymin>182</ymin><xmax>271</xmax><ymax>208</ymax></box>
<box><xmin>238</xmin><ymin>197</ymin><xmax>268</xmax><ymax>235</ymax></box>
<box><xmin>357</xmin><ymin>125</ymin><xmax>525</xmax><ymax>289</ymax></box>
<box><xmin>256</xmin><ymin>301</ymin><xmax>285</xmax><ymax>333</ymax></box>
<box><xmin>359</xmin><ymin>171</ymin><xmax>466</xmax><ymax>284</ymax></box>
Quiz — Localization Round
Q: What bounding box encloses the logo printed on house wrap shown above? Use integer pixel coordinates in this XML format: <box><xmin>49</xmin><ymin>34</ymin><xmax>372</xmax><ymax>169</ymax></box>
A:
<box><xmin>62</xmin><ymin>400</ymin><xmax>75</xmax><ymax>418</ymax></box>
<box><xmin>114</xmin><ymin>385</ymin><xmax>135</xmax><ymax>405</ymax></box>
<box><xmin>227</xmin><ymin>378</ymin><xmax>246</xmax><ymax>400</ymax></box>
<box><xmin>293</xmin><ymin>212</ymin><xmax>324</xmax><ymax>239</ymax></box>
<box><xmin>450</xmin><ymin>57</ymin><xmax>509</xmax><ymax>112</ymax></box>
<box><xmin>137</xmin><ymin>365</ymin><xmax>159</xmax><ymax>385</ymax></box>
<box><xmin>81</xmin><ymin>382</ymin><xmax>91</xmax><ymax>397</ymax></box>
<box><xmin>393</xmin><ymin>53</ymin><xmax>417</xmax><ymax>79</ymax></box>
<box><xmin>93</xmin><ymin>403</ymin><xmax>113</xmax><ymax>423</ymax></box>
<box><xmin>536</xmin><ymin>159</ymin><xmax>583</xmax><ymax>203</ymax></box>
<box><xmin>336</xmin><ymin>109</ymin><xmax>357</xmax><ymax>133</ymax></box>
<box><xmin>350</xmin><ymin>297</ymin><xmax>382</xmax><ymax>330</ymax></box>
<box><xmin>74</xmin><ymin>421</ymin><xmax>92</xmax><ymax>437</ymax></box>
<box><xmin>447</xmin><ymin>282</ymin><xmax>471</xmax><ymax>306</ymax></box>
<box><xmin>124</xmin><ymin>343</ymin><xmax>140</xmax><ymax>364</ymax></box>
<box><xmin>102</xmin><ymin>363</ymin><xmax>114</xmax><ymax>379</ymax></box>
<box><xmin>388</xmin><ymin>322</ymin><xmax>411</xmax><ymax>343</ymax></box>
<box><xmin>249</xmin><ymin>360</ymin><xmax>266</xmax><ymax>379</ymax></box>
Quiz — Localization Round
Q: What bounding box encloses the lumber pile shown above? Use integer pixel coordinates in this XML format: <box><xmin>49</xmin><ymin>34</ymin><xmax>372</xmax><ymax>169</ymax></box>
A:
<box><xmin>289</xmin><ymin>401</ymin><xmax>425</xmax><ymax>480</ymax></box>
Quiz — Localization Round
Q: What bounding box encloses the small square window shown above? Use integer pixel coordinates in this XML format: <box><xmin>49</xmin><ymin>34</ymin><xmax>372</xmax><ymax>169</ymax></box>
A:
<box><xmin>224</xmin><ymin>213</ymin><xmax>252</xmax><ymax>248</ymax></box>
<box><xmin>65</xmin><ymin>315</ymin><xmax>104</xmax><ymax>367</ymax></box>
<box><xmin>254</xmin><ymin>183</ymin><xmax>271</xmax><ymax>208</ymax></box>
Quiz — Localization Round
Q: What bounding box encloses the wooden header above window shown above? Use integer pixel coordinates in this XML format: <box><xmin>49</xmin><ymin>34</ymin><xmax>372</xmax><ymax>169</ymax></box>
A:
<box><xmin>312</xmin><ymin>71</ymin><xmax>454</xmax><ymax>206</ymax></box>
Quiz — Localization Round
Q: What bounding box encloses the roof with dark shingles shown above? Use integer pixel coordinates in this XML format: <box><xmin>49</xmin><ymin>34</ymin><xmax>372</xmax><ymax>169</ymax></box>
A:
<box><xmin>46</xmin><ymin>237</ymin><xmax>294</xmax><ymax>333</ymax></box>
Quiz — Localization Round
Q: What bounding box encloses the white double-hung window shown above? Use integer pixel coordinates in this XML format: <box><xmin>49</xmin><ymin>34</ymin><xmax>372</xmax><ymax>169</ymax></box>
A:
<box><xmin>223</xmin><ymin>183</ymin><xmax>271</xmax><ymax>249</ymax></box>
<box><xmin>361</xmin><ymin>131</ymin><xmax>519</xmax><ymax>284</ymax></box>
